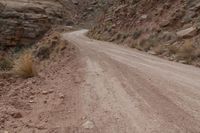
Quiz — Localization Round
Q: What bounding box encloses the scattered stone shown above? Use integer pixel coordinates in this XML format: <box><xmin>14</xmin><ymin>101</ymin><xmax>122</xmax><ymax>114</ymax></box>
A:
<box><xmin>48</xmin><ymin>90</ymin><xmax>54</xmax><ymax>93</ymax></box>
<box><xmin>87</xmin><ymin>7</ymin><xmax>93</xmax><ymax>11</ymax></box>
<box><xmin>148</xmin><ymin>51</ymin><xmax>157</xmax><ymax>55</ymax></box>
<box><xmin>29</xmin><ymin>100</ymin><xmax>34</xmax><ymax>103</ymax></box>
<box><xmin>59</xmin><ymin>93</ymin><xmax>65</xmax><ymax>99</ymax></box>
<box><xmin>11</xmin><ymin>112</ymin><xmax>22</xmax><ymax>119</ymax></box>
<box><xmin>42</xmin><ymin>91</ymin><xmax>48</xmax><ymax>95</ymax></box>
<box><xmin>169</xmin><ymin>56</ymin><xmax>175</xmax><ymax>61</ymax></box>
<box><xmin>160</xmin><ymin>20</ymin><xmax>170</xmax><ymax>27</ymax></box>
<box><xmin>81</xmin><ymin>116</ymin><xmax>87</xmax><ymax>120</ymax></box>
<box><xmin>178</xmin><ymin>60</ymin><xmax>187</xmax><ymax>64</ymax></box>
<box><xmin>82</xmin><ymin>120</ymin><xmax>95</xmax><ymax>129</ymax></box>
<box><xmin>91</xmin><ymin>1</ymin><xmax>98</xmax><ymax>5</ymax></box>
<box><xmin>72</xmin><ymin>0</ymin><xmax>79</xmax><ymax>5</ymax></box>
<box><xmin>68</xmin><ymin>111</ymin><xmax>71</xmax><ymax>113</ymax></box>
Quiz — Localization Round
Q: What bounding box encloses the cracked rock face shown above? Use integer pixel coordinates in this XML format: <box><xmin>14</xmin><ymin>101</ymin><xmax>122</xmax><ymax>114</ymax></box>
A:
<box><xmin>0</xmin><ymin>0</ymin><xmax>66</xmax><ymax>47</ymax></box>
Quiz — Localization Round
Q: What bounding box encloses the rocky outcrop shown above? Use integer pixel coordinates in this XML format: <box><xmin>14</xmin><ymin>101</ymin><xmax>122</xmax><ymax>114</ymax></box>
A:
<box><xmin>89</xmin><ymin>0</ymin><xmax>200</xmax><ymax>66</ymax></box>
<box><xmin>0</xmin><ymin>0</ymin><xmax>66</xmax><ymax>47</ymax></box>
<box><xmin>0</xmin><ymin>0</ymin><xmax>113</xmax><ymax>48</ymax></box>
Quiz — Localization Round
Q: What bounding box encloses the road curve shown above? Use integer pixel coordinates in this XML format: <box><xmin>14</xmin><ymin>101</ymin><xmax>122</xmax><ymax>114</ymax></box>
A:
<box><xmin>63</xmin><ymin>30</ymin><xmax>200</xmax><ymax>133</ymax></box>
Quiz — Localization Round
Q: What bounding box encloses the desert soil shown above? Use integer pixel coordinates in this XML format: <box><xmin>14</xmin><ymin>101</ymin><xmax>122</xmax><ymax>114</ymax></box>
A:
<box><xmin>1</xmin><ymin>30</ymin><xmax>200</xmax><ymax>133</ymax></box>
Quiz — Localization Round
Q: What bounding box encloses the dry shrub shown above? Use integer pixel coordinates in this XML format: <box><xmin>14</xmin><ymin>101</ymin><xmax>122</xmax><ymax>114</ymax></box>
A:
<box><xmin>0</xmin><ymin>57</ymin><xmax>13</xmax><ymax>71</ymax></box>
<box><xmin>35</xmin><ymin>45</ymin><xmax>51</xmax><ymax>60</ymax></box>
<box><xmin>176</xmin><ymin>40</ymin><xmax>200</xmax><ymax>64</ymax></box>
<box><xmin>34</xmin><ymin>31</ymin><xmax>67</xmax><ymax>60</ymax></box>
<box><xmin>193</xmin><ymin>48</ymin><xmax>200</xmax><ymax>57</ymax></box>
<box><xmin>177</xmin><ymin>41</ymin><xmax>195</xmax><ymax>59</ymax></box>
<box><xmin>168</xmin><ymin>45</ymin><xmax>178</xmax><ymax>55</ymax></box>
<box><xmin>13</xmin><ymin>51</ymin><xmax>37</xmax><ymax>78</ymax></box>
<box><xmin>132</xmin><ymin>30</ymin><xmax>142</xmax><ymax>40</ymax></box>
<box><xmin>56</xmin><ymin>40</ymin><xmax>67</xmax><ymax>52</ymax></box>
<box><xmin>135</xmin><ymin>39</ymin><xmax>155</xmax><ymax>52</ymax></box>
<box><xmin>153</xmin><ymin>45</ymin><xmax>165</xmax><ymax>55</ymax></box>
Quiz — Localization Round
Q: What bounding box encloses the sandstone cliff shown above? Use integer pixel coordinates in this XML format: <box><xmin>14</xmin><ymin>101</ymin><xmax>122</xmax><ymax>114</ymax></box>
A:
<box><xmin>0</xmin><ymin>0</ymin><xmax>68</xmax><ymax>48</ymax></box>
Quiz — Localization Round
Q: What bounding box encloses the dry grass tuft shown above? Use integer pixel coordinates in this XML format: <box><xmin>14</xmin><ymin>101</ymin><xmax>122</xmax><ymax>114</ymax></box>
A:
<box><xmin>133</xmin><ymin>37</ymin><xmax>157</xmax><ymax>52</ymax></box>
<box><xmin>168</xmin><ymin>45</ymin><xmax>178</xmax><ymax>55</ymax></box>
<box><xmin>153</xmin><ymin>45</ymin><xmax>165</xmax><ymax>55</ymax></box>
<box><xmin>13</xmin><ymin>51</ymin><xmax>37</xmax><ymax>78</ymax></box>
<box><xmin>177</xmin><ymin>41</ymin><xmax>195</xmax><ymax>60</ymax></box>
<box><xmin>175</xmin><ymin>40</ymin><xmax>200</xmax><ymax>64</ymax></box>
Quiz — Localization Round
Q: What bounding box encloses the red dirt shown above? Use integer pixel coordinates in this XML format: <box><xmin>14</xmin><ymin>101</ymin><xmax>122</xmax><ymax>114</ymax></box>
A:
<box><xmin>0</xmin><ymin>44</ymin><xmax>84</xmax><ymax>132</ymax></box>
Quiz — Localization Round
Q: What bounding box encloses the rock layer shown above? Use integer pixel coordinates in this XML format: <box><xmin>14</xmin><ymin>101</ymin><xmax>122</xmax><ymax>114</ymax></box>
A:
<box><xmin>0</xmin><ymin>0</ymin><xmax>65</xmax><ymax>47</ymax></box>
<box><xmin>89</xmin><ymin>0</ymin><xmax>200</xmax><ymax>66</ymax></box>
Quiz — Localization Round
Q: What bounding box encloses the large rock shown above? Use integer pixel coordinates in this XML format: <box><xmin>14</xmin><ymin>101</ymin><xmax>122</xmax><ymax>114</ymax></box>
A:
<box><xmin>176</xmin><ymin>27</ymin><xmax>198</xmax><ymax>38</ymax></box>
<box><xmin>82</xmin><ymin>120</ymin><xmax>95</xmax><ymax>129</ymax></box>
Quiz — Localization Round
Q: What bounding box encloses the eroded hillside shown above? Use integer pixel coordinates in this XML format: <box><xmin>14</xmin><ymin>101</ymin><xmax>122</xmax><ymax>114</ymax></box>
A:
<box><xmin>89</xmin><ymin>0</ymin><xmax>200</xmax><ymax>66</ymax></box>
<box><xmin>1</xmin><ymin>1</ymin><xmax>200</xmax><ymax>133</ymax></box>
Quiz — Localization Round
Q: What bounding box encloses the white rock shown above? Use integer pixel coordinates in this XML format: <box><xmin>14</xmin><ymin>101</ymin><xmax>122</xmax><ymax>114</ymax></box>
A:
<box><xmin>82</xmin><ymin>120</ymin><xmax>94</xmax><ymax>129</ymax></box>
<box><xmin>29</xmin><ymin>100</ymin><xmax>34</xmax><ymax>103</ymax></box>
<box><xmin>148</xmin><ymin>51</ymin><xmax>157</xmax><ymax>55</ymax></box>
<box><xmin>141</xmin><ymin>14</ymin><xmax>148</xmax><ymax>19</ymax></box>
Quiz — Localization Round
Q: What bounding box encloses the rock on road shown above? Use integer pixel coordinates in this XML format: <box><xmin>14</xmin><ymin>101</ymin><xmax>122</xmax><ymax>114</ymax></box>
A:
<box><xmin>63</xmin><ymin>30</ymin><xmax>200</xmax><ymax>133</ymax></box>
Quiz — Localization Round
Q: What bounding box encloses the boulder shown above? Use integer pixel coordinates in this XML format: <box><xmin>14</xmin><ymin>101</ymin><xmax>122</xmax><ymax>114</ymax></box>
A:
<box><xmin>160</xmin><ymin>20</ymin><xmax>171</xmax><ymax>27</ymax></box>
<box><xmin>176</xmin><ymin>27</ymin><xmax>198</xmax><ymax>38</ymax></box>
<box><xmin>72</xmin><ymin>0</ymin><xmax>79</xmax><ymax>5</ymax></box>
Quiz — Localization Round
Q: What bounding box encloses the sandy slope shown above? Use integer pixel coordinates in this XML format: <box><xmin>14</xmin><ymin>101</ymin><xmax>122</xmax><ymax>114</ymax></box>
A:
<box><xmin>62</xmin><ymin>30</ymin><xmax>200</xmax><ymax>133</ymax></box>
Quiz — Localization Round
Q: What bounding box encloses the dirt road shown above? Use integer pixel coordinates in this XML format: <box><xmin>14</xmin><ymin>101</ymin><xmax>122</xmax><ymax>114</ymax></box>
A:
<box><xmin>62</xmin><ymin>30</ymin><xmax>200</xmax><ymax>133</ymax></box>
<box><xmin>2</xmin><ymin>30</ymin><xmax>200</xmax><ymax>133</ymax></box>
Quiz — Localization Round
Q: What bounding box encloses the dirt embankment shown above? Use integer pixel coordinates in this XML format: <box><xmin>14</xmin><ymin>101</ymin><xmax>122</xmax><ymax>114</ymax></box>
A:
<box><xmin>0</xmin><ymin>28</ymin><xmax>81</xmax><ymax>132</ymax></box>
<box><xmin>89</xmin><ymin>0</ymin><xmax>200</xmax><ymax>67</ymax></box>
